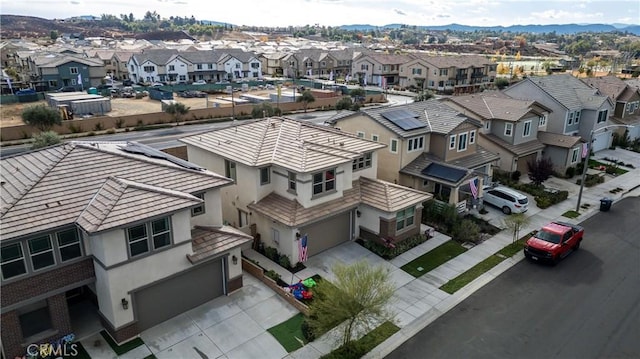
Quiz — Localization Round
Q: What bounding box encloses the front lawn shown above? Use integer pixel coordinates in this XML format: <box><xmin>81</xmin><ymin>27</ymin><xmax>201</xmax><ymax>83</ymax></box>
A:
<box><xmin>401</xmin><ymin>240</ymin><xmax>467</xmax><ymax>277</ymax></box>
<box><xmin>562</xmin><ymin>210</ymin><xmax>580</xmax><ymax>219</ymax></box>
<box><xmin>267</xmin><ymin>313</ymin><xmax>307</xmax><ymax>352</ymax></box>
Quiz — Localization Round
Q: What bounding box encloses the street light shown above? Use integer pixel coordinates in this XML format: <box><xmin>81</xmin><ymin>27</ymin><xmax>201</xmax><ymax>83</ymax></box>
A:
<box><xmin>576</xmin><ymin>124</ymin><xmax>634</xmax><ymax>212</ymax></box>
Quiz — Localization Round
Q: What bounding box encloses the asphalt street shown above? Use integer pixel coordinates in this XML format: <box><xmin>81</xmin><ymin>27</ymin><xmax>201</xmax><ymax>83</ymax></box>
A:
<box><xmin>387</xmin><ymin>196</ymin><xmax>640</xmax><ymax>359</ymax></box>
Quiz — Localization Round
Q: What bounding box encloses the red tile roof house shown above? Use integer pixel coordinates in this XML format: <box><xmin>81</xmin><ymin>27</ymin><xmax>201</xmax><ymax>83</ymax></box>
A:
<box><xmin>0</xmin><ymin>142</ymin><xmax>251</xmax><ymax>358</ymax></box>
<box><xmin>180</xmin><ymin>117</ymin><xmax>432</xmax><ymax>263</ymax></box>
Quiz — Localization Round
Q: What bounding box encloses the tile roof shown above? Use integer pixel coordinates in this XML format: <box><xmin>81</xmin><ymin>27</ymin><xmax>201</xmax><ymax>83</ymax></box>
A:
<box><xmin>1</xmin><ymin>142</ymin><xmax>232</xmax><ymax>241</ymax></box>
<box><xmin>446</xmin><ymin>146</ymin><xmax>501</xmax><ymax>168</ymax></box>
<box><xmin>76</xmin><ymin>177</ymin><xmax>202</xmax><ymax>234</ymax></box>
<box><xmin>180</xmin><ymin>117</ymin><xmax>385</xmax><ymax>173</ymax></box>
<box><xmin>362</xmin><ymin>53</ymin><xmax>413</xmax><ymax>65</ymax></box>
<box><xmin>247</xmin><ymin>177</ymin><xmax>431</xmax><ymax>227</ymax></box>
<box><xmin>581</xmin><ymin>75</ymin><xmax>628</xmax><ymax>101</ymax></box>
<box><xmin>132</xmin><ymin>49</ymin><xmax>179</xmax><ymax>65</ymax></box>
<box><xmin>188</xmin><ymin>225</ymin><xmax>253</xmax><ymax>264</ymax></box>
<box><xmin>537</xmin><ymin>131</ymin><xmax>583</xmax><ymax>148</ymax></box>
<box><xmin>482</xmin><ymin>133</ymin><xmax>546</xmax><ymax>156</ymax></box>
<box><xmin>511</xmin><ymin>74</ymin><xmax>608</xmax><ymax>110</ymax></box>
<box><xmin>610</xmin><ymin>114</ymin><xmax>640</xmax><ymax>126</ymax></box>
<box><xmin>444</xmin><ymin>91</ymin><xmax>547</xmax><ymax>122</ymax></box>
<box><xmin>357</xmin><ymin>99</ymin><xmax>478</xmax><ymax>138</ymax></box>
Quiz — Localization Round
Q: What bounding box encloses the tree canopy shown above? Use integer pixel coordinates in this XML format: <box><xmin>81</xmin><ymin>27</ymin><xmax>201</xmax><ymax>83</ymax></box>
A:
<box><xmin>22</xmin><ymin>105</ymin><xmax>62</xmax><ymax>132</ymax></box>
<box><xmin>164</xmin><ymin>102</ymin><xmax>190</xmax><ymax>124</ymax></box>
<box><xmin>296</xmin><ymin>90</ymin><xmax>315</xmax><ymax>112</ymax></box>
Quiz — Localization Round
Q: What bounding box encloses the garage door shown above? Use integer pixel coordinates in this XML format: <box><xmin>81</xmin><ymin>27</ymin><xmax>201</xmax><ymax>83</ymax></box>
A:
<box><xmin>517</xmin><ymin>153</ymin><xmax>537</xmax><ymax>174</ymax></box>
<box><xmin>592</xmin><ymin>131</ymin><xmax>612</xmax><ymax>152</ymax></box>
<box><xmin>299</xmin><ymin>211</ymin><xmax>351</xmax><ymax>257</ymax></box>
<box><xmin>134</xmin><ymin>259</ymin><xmax>224</xmax><ymax>331</ymax></box>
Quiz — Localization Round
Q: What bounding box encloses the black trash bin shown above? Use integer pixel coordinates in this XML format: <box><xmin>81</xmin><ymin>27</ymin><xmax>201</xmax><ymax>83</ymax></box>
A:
<box><xmin>600</xmin><ymin>197</ymin><xmax>613</xmax><ymax>212</ymax></box>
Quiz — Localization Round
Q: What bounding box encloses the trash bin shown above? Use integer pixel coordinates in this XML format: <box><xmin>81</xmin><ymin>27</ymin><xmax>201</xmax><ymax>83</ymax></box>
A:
<box><xmin>600</xmin><ymin>197</ymin><xmax>613</xmax><ymax>212</ymax></box>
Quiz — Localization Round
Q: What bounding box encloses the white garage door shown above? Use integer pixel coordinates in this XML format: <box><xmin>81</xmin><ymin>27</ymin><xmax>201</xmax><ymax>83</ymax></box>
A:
<box><xmin>592</xmin><ymin>131</ymin><xmax>612</xmax><ymax>152</ymax></box>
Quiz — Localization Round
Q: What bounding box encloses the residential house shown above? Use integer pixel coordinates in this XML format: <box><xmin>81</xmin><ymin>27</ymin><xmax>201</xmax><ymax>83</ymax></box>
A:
<box><xmin>0</xmin><ymin>142</ymin><xmax>251</xmax><ymax>358</ymax></box>
<box><xmin>217</xmin><ymin>49</ymin><xmax>263</xmax><ymax>80</ymax></box>
<box><xmin>581</xmin><ymin>75</ymin><xmax>640</xmax><ymax>141</ymax></box>
<box><xmin>87</xmin><ymin>50</ymin><xmax>139</xmax><ymax>81</ymax></box>
<box><xmin>127</xmin><ymin>49</ymin><xmax>178</xmax><ymax>84</ymax></box>
<box><xmin>352</xmin><ymin>53</ymin><xmax>413</xmax><ymax>87</ymax></box>
<box><xmin>328</xmin><ymin>100</ymin><xmax>499</xmax><ymax>211</ymax></box>
<box><xmin>397</xmin><ymin>56</ymin><xmax>430</xmax><ymax>90</ymax></box>
<box><xmin>296</xmin><ymin>48</ymin><xmax>339</xmax><ymax>78</ymax></box>
<box><xmin>504</xmin><ymin>74</ymin><xmax>615</xmax><ymax>152</ymax></box>
<box><xmin>260</xmin><ymin>52</ymin><xmax>290</xmax><ymax>77</ymax></box>
<box><xmin>415</xmin><ymin>54</ymin><xmax>497</xmax><ymax>95</ymax></box>
<box><xmin>180</xmin><ymin>118</ymin><xmax>432</xmax><ymax>262</ymax></box>
<box><xmin>31</xmin><ymin>55</ymin><xmax>105</xmax><ymax>91</ymax></box>
<box><xmin>442</xmin><ymin>91</ymin><xmax>559</xmax><ymax>174</ymax></box>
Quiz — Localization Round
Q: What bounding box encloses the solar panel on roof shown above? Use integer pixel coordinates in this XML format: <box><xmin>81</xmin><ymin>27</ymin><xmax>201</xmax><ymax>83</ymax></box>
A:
<box><xmin>380</xmin><ymin>109</ymin><xmax>426</xmax><ymax>131</ymax></box>
<box><xmin>120</xmin><ymin>142</ymin><xmax>203</xmax><ymax>171</ymax></box>
<box><xmin>421</xmin><ymin>163</ymin><xmax>467</xmax><ymax>183</ymax></box>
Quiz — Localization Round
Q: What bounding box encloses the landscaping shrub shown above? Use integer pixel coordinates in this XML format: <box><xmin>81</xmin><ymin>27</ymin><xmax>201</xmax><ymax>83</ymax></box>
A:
<box><xmin>511</xmin><ymin>170</ymin><xmax>521</xmax><ymax>181</ymax></box>
<box><xmin>278</xmin><ymin>254</ymin><xmax>291</xmax><ymax>269</ymax></box>
<box><xmin>264</xmin><ymin>246</ymin><xmax>279</xmax><ymax>261</ymax></box>
<box><xmin>577</xmin><ymin>174</ymin><xmax>605</xmax><ymax>187</ymax></box>
<box><xmin>605</xmin><ymin>164</ymin><xmax>619</xmax><ymax>175</ymax></box>
<box><xmin>452</xmin><ymin>219</ymin><xmax>481</xmax><ymax>244</ymax></box>
<box><xmin>301</xmin><ymin>318</ymin><xmax>316</xmax><ymax>342</ymax></box>
<box><xmin>362</xmin><ymin>234</ymin><xmax>428</xmax><ymax>260</ymax></box>
<box><xmin>565</xmin><ymin>166</ymin><xmax>576</xmax><ymax>178</ymax></box>
<box><xmin>264</xmin><ymin>269</ymin><xmax>281</xmax><ymax>282</ymax></box>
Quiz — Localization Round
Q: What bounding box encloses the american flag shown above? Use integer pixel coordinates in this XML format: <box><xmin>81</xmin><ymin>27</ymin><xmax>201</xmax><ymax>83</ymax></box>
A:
<box><xmin>470</xmin><ymin>177</ymin><xmax>479</xmax><ymax>199</ymax></box>
<box><xmin>581</xmin><ymin>143</ymin><xmax>589</xmax><ymax>158</ymax></box>
<box><xmin>298</xmin><ymin>234</ymin><xmax>308</xmax><ymax>262</ymax></box>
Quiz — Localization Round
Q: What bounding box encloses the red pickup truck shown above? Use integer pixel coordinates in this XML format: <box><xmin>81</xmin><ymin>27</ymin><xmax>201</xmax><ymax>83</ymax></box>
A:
<box><xmin>524</xmin><ymin>221</ymin><xmax>584</xmax><ymax>264</ymax></box>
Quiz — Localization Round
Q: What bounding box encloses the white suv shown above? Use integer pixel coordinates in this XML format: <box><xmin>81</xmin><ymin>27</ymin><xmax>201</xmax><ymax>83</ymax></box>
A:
<box><xmin>482</xmin><ymin>186</ymin><xmax>529</xmax><ymax>214</ymax></box>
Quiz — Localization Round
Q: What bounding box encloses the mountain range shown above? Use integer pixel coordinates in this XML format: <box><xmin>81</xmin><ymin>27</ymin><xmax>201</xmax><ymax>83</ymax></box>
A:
<box><xmin>338</xmin><ymin>23</ymin><xmax>640</xmax><ymax>35</ymax></box>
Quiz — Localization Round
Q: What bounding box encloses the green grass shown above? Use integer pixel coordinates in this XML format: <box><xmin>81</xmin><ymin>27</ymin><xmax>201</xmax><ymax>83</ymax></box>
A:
<box><xmin>440</xmin><ymin>232</ymin><xmax>536</xmax><ymax>294</ymax></box>
<box><xmin>562</xmin><ymin>210</ymin><xmax>581</xmax><ymax>219</ymax></box>
<box><xmin>589</xmin><ymin>159</ymin><xmax>628</xmax><ymax>175</ymax></box>
<box><xmin>401</xmin><ymin>240</ymin><xmax>467</xmax><ymax>277</ymax></box>
<box><xmin>100</xmin><ymin>330</ymin><xmax>145</xmax><ymax>355</ymax></box>
<box><xmin>321</xmin><ymin>321</ymin><xmax>400</xmax><ymax>359</ymax></box>
<box><xmin>267</xmin><ymin>313</ymin><xmax>307</xmax><ymax>352</ymax></box>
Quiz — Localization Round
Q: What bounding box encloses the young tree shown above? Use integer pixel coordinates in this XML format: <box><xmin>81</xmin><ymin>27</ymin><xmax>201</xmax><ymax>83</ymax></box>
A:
<box><xmin>527</xmin><ymin>157</ymin><xmax>554</xmax><ymax>186</ymax></box>
<box><xmin>22</xmin><ymin>105</ymin><xmax>62</xmax><ymax>132</ymax></box>
<box><xmin>31</xmin><ymin>131</ymin><xmax>61</xmax><ymax>149</ymax></box>
<box><xmin>349</xmin><ymin>88</ymin><xmax>366</xmax><ymax>104</ymax></box>
<box><xmin>502</xmin><ymin>213</ymin><xmax>531</xmax><ymax>243</ymax></box>
<box><xmin>414</xmin><ymin>90</ymin><xmax>434</xmax><ymax>102</ymax></box>
<box><xmin>308</xmin><ymin>261</ymin><xmax>394</xmax><ymax>349</ymax></box>
<box><xmin>164</xmin><ymin>102</ymin><xmax>190</xmax><ymax>124</ymax></box>
<box><xmin>335</xmin><ymin>96</ymin><xmax>354</xmax><ymax>111</ymax></box>
<box><xmin>251</xmin><ymin>102</ymin><xmax>281</xmax><ymax>118</ymax></box>
<box><xmin>296</xmin><ymin>90</ymin><xmax>315</xmax><ymax>113</ymax></box>
<box><xmin>495</xmin><ymin>77</ymin><xmax>510</xmax><ymax>90</ymax></box>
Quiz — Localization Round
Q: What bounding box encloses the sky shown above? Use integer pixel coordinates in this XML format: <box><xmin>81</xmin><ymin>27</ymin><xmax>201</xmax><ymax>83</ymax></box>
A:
<box><xmin>1</xmin><ymin>0</ymin><xmax>639</xmax><ymax>28</ymax></box>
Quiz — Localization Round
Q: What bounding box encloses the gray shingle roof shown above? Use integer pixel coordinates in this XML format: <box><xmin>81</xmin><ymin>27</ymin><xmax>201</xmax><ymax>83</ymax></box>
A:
<box><xmin>482</xmin><ymin>133</ymin><xmax>546</xmax><ymax>156</ymax></box>
<box><xmin>581</xmin><ymin>75</ymin><xmax>628</xmax><ymax>101</ymax></box>
<box><xmin>1</xmin><ymin>142</ymin><xmax>232</xmax><ymax>241</ymax></box>
<box><xmin>516</xmin><ymin>74</ymin><xmax>607</xmax><ymax>110</ymax></box>
<box><xmin>537</xmin><ymin>131</ymin><xmax>583</xmax><ymax>148</ymax></box>
<box><xmin>132</xmin><ymin>49</ymin><xmax>179</xmax><ymax>65</ymax></box>
<box><xmin>413</xmin><ymin>54</ymin><xmax>494</xmax><ymax>69</ymax></box>
<box><xmin>180</xmin><ymin>117</ymin><xmax>386</xmax><ymax>173</ymax></box>
<box><xmin>444</xmin><ymin>91</ymin><xmax>547</xmax><ymax>122</ymax></box>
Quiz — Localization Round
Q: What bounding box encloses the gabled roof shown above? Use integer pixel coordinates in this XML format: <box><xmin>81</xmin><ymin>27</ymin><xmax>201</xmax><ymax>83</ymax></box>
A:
<box><xmin>581</xmin><ymin>75</ymin><xmax>628</xmax><ymax>101</ymax></box>
<box><xmin>188</xmin><ymin>225</ymin><xmax>253</xmax><ymax>264</ymax></box>
<box><xmin>180</xmin><ymin>117</ymin><xmax>385</xmax><ymax>173</ymax></box>
<box><xmin>509</xmin><ymin>74</ymin><xmax>608</xmax><ymax>110</ymax></box>
<box><xmin>358</xmin><ymin>53</ymin><xmax>413</xmax><ymax>65</ymax></box>
<box><xmin>481</xmin><ymin>133</ymin><xmax>546</xmax><ymax>156</ymax></box>
<box><xmin>38</xmin><ymin>55</ymin><xmax>103</xmax><ymax>68</ymax></box>
<box><xmin>414</xmin><ymin>54</ymin><xmax>494</xmax><ymax>69</ymax></box>
<box><xmin>443</xmin><ymin>91</ymin><xmax>550</xmax><ymax>122</ymax></box>
<box><xmin>1</xmin><ymin>142</ymin><xmax>232</xmax><ymax>241</ymax></box>
<box><xmin>401</xmin><ymin>153</ymin><xmax>478</xmax><ymax>186</ymax></box>
<box><xmin>247</xmin><ymin>178</ymin><xmax>431</xmax><ymax>227</ymax></box>
<box><xmin>131</xmin><ymin>49</ymin><xmax>179</xmax><ymax>65</ymax></box>
<box><xmin>355</xmin><ymin>100</ymin><xmax>479</xmax><ymax>138</ymax></box>
<box><xmin>537</xmin><ymin>131</ymin><xmax>583</xmax><ymax>149</ymax></box>
<box><xmin>76</xmin><ymin>177</ymin><xmax>202</xmax><ymax>234</ymax></box>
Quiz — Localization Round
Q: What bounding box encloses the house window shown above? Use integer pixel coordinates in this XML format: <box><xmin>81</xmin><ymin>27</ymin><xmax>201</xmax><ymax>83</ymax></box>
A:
<box><xmin>260</xmin><ymin>167</ymin><xmax>271</xmax><ymax>185</ymax></box>
<box><xmin>597</xmin><ymin>109</ymin><xmax>608</xmax><ymax>123</ymax></box>
<box><xmin>539</xmin><ymin>115</ymin><xmax>547</xmax><ymax>127</ymax></box>
<box><xmin>143</xmin><ymin>66</ymin><xmax>155</xmax><ymax>72</ymax></box>
<box><xmin>127</xmin><ymin>224</ymin><xmax>149</xmax><ymax>257</ymax></box>
<box><xmin>48</xmin><ymin>80</ymin><xmax>58</xmax><ymax>88</ymax></box>
<box><xmin>372</xmin><ymin>134</ymin><xmax>379</xmax><ymax>142</ymax></box>
<box><xmin>235</xmin><ymin>63</ymin><xmax>241</xmax><ymax>69</ymax></box>
<box><xmin>70</xmin><ymin>67</ymin><xmax>78</xmax><ymax>74</ymax></box>
<box><xmin>458</xmin><ymin>132</ymin><xmax>468</xmax><ymax>152</ymax></box>
<box><xmin>238</xmin><ymin>210</ymin><xmax>249</xmax><ymax>227</ymax></box>
<box><xmin>288</xmin><ymin>172</ymin><xmax>297</xmax><ymax>192</ymax></box>
<box><xmin>408</xmin><ymin>136</ymin><xmax>424</xmax><ymax>152</ymax></box>
<box><xmin>179</xmin><ymin>75</ymin><xmax>186</xmax><ymax>81</ymax></box>
<box><xmin>568</xmin><ymin>112</ymin><xmax>574</xmax><ymax>125</ymax></box>
<box><xmin>152</xmin><ymin>218</ymin><xmax>171</xmax><ymax>249</ymax></box>
<box><xmin>439</xmin><ymin>69</ymin><xmax>448</xmax><ymax>76</ymax></box>
<box><xmin>571</xmin><ymin>147</ymin><xmax>579</xmax><ymax>164</ymax></box>
<box><xmin>396</xmin><ymin>206</ymin><xmax>415</xmax><ymax>231</ymax></box>
<box><xmin>168</xmin><ymin>65</ymin><xmax>175</xmax><ymax>71</ymax></box>
<box><xmin>312</xmin><ymin>169</ymin><xmax>336</xmax><ymax>195</ymax></box>
<box><xmin>56</xmin><ymin>229</ymin><xmax>82</xmax><ymax>262</ymax></box>
<box><xmin>352</xmin><ymin>152</ymin><xmax>372</xmax><ymax>171</ymax></box>
<box><xmin>225</xmin><ymin>159</ymin><xmax>237</xmax><ymax>181</ymax></box>
<box><xmin>523</xmin><ymin>120</ymin><xmax>532</xmax><ymax>137</ymax></box>
<box><xmin>504</xmin><ymin>123</ymin><xmax>513</xmax><ymax>136</ymax></box>
<box><xmin>449</xmin><ymin>135</ymin><xmax>456</xmax><ymax>150</ymax></box>
<box><xmin>19</xmin><ymin>301</ymin><xmax>52</xmax><ymax>339</ymax></box>
<box><xmin>191</xmin><ymin>193</ymin><xmax>205</xmax><ymax>217</ymax></box>
<box><xmin>422</xmin><ymin>179</ymin><xmax>429</xmax><ymax>187</ymax></box>
<box><xmin>360</xmin><ymin>64</ymin><xmax>369</xmax><ymax>71</ymax></box>
<box><xmin>127</xmin><ymin>217</ymin><xmax>172</xmax><ymax>257</ymax></box>
<box><xmin>485</xmin><ymin>120</ymin><xmax>491</xmax><ymax>131</ymax></box>
<box><xmin>28</xmin><ymin>236</ymin><xmax>55</xmax><ymax>271</ymax></box>
<box><xmin>469</xmin><ymin>130</ymin><xmax>476</xmax><ymax>144</ymax></box>
<box><xmin>356</xmin><ymin>131</ymin><xmax>365</xmax><ymax>138</ymax></box>
<box><xmin>390</xmin><ymin>139</ymin><xmax>398</xmax><ymax>153</ymax></box>
<box><xmin>209</xmin><ymin>64</ymin><xmax>214</xmax><ymax>69</ymax></box>
<box><xmin>574</xmin><ymin>111</ymin><xmax>581</xmax><ymax>124</ymax></box>
<box><xmin>197</xmin><ymin>64</ymin><xmax>203</xmax><ymax>70</ymax></box>
<box><xmin>1</xmin><ymin>243</ymin><xmax>27</xmax><ymax>280</ymax></box>
<box><xmin>412</xmin><ymin>68</ymin><xmax>422</xmax><ymax>75</ymax></box>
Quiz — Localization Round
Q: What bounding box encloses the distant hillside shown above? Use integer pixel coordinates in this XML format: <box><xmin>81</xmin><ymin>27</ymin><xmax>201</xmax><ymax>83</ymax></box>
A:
<box><xmin>0</xmin><ymin>15</ymin><xmax>133</xmax><ymax>39</ymax></box>
<box><xmin>340</xmin><ymin>23</ymin><xmax>640</xmax><ymax>35</ymax></box>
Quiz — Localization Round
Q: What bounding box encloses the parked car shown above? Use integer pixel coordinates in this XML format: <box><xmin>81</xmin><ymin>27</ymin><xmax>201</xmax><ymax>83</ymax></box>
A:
<box><xmin>524</xmin><ymin>221</ymin><xmax>584</xmax><ymax>264</ymax></box>
<box><xmin>122</xmin><ymin>79</ymin><xmax>133</xmax><ymax>86</ymax></box>
<box><xmin>192</xmin><ymin>80</ymin><xmax>207</xmax><ymax>85</ymax></box>
<box><xmin>482</xmin><ymin>186</ymin><xmax>529</xmax><ymax>214</ymax></box>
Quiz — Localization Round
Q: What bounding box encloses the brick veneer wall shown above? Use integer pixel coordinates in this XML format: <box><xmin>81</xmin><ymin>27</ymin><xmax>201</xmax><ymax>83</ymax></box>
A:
<box><xmin>1</xmin><ymin>258</ymin><xmax>95</xmax><ymax>307</ymax></box>
<box><xmin>1</xmin><ymin>293</ymin><xmax>73</xmax><ymax>359</ymax></box>
<box><xmin>228</xmin><ymin>275</ymin><xmax>243</xmax><ymax>293</ymax></box>
<box><xmin>100</xmin><ymin>316</ymin><xmax>139</xmax><ymax>345</ymax></box>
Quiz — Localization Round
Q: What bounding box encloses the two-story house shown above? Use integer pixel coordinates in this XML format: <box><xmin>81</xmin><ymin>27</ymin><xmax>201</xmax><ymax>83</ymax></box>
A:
<box><xmin>0</xmin><ymin>142</ymin><xmax>251</xmax><ymax>359</ymax></box>
<box><xmin>582</xmin><ymin>75</ymin><xmax>640</xmax><ymax>141</ymax></box>
<box><xmin>328</xmin><ymin>100</ymin><xmax>499</xmax><ymax>211</ymax></box>
<box><xmin>31</xmin><ymin>55</ymin><xmax>105</xmax><ymax>91</ymax></box>
<box><xmin>352</xmin><ymin>53</ymin><xmax>413</xmax><ymax>87</ymax></box>
<box><xmin>418</xmin><ymin>55</ymin><xmax>497</xmax><ymax>95</ymax></box>
<box><xmin>127</xmin><ymin>49</ymin><xmax>178</xmax><ymax>84</ymax></box>
<box><xmin>180</xmin><ymin>118</ymin><xmax>432</xmax><ymax>262</ymax></box>
<box><xmin>443</xmin><ymin>91</ymin><xmax>560</xmax><ymax>174</ymax></box>
<box><xmin>504</xmin><ymin>74</ymin><xmax>615</xmax><ymax>153</ymax></box>
<box><xmin>296</xmin><ymin>48</ymin><xmax>338</xmax><ymax>78</ymax></box>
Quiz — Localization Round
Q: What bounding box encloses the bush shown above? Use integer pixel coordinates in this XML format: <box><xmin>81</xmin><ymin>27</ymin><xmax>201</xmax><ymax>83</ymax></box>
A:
<box><xmin>301</xmin><ymin>319</ymin><xmax>316</xmax><ymax>342</ymax></box>
<box><xmin>534</xmin><ymin>196</ymin><xmax>552</xmax><ymax>209</ymax></box>
<box><xmin>264</xmin><ymin>269</ymin><xmax>281</xmax><ymax>282</ymax></box>
<box><xmin>264</xmin><ymin>247</ymin><xmax>279</xmax><ymax>261</ymax></box>
<box><xmin>565</xmin><ymin>166</ymin><xmax>576</xmax><ymax>178</ymax></box>
<box><xmin>362</xmin><ymin>234</ymin><xmax>428</xmax><ymax>259</ymax></box>
<box><xmin>452</xmin><ymin>219</ymin><xmax>481</xmax><ymax>244</ymax></box>
<box><xmin>511</xmin><ymin>170</ymin><xmax>521</xmax><ymax>181</ymax></box>
<box><xmin>31</xmin><ymin>131</ymin><xmax>61</xmax><ymax>149</ymax></box>
<box><xmin>278</xmin><ymin>254</ymin><xmax>291</xmax><ymax>269</ymax></box>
